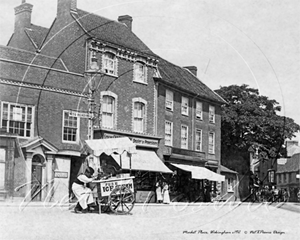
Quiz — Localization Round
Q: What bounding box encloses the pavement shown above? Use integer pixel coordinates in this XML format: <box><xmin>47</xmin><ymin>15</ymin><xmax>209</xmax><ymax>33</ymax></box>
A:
<box><xmin>0</xmin><ymin>201</ymin><xmax>299</xmax><ymax>240</ymax></box>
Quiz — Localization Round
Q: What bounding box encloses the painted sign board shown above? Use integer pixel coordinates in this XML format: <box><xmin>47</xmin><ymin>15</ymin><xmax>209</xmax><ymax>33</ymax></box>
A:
<box><xmin>103</xmin><ymin>133</ymin><xmax>159</xmax><ymax>147</ymax></box>
<box><xmin>99</xmin><ymin>178</ymin><xmax>134</xmax><ymax>197</ymax></box>
<box><xmin>54</xmin><ymin>171</ymin><xmax>68</xmax><ymax>178</ymax></box>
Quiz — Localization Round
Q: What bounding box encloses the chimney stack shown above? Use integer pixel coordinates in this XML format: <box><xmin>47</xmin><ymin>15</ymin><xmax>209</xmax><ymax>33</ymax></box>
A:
<box><xmin>118</xmin><ymin>15</ymin><xmax>133</xmax><ymax>31</ymax></box>
<box><xmin>57</xmin><ymin>0</ymin><xmax>77</xmax><ymax>18</ymax></box>
<box><xmin>14</xmin><ymin>0</ymin><xmax>33</xmax><ymax>32</ymax></box>
<box><xmin>184</xmin><ymin>66</ymin><xmax>197</xmax><ymax>76</ymax></box>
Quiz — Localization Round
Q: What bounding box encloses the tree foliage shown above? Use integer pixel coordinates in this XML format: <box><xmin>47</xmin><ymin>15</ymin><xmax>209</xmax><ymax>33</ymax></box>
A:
<box><xmin>215</xmin><ymin>84</ymin><xmax>300</xmax><ymax>163</ymax></box>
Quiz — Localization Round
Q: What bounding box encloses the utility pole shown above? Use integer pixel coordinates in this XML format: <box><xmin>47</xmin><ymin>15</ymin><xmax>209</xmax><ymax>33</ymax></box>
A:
<box><xmin>87</xmin><ymin>73</ymin><xmax>96</xmax><ymax>140</ymax></box>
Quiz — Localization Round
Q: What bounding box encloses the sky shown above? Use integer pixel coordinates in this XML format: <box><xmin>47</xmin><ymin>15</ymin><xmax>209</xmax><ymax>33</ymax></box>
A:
<box><xmin>0</xmin><ymin>0</ymin><xmax>299</xmax><ymax>141</ymax></box>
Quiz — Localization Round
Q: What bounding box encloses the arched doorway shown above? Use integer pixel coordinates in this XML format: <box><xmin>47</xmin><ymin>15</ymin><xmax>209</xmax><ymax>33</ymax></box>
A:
<box><xmin>31</xmin><ymin>154</ymin><xmax>45</xmax><ymax>201</ymax></box>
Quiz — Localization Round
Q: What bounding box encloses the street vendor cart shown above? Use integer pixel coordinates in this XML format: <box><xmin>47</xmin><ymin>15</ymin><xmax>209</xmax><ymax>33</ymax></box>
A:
<box><xmin>83</xmin><ymin>137</ymin><xmax>137</xmax><ymax>214</ymax></box>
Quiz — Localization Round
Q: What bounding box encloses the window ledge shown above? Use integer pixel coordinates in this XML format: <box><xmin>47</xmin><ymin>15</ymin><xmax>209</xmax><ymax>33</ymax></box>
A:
<box><xmin>62</xmin><ymin>141</ymin><xmax>79</xmax><ymax>145</ymax></box>
<box><xmin>103</xmin><ymin>72</ymin><xmax>118</xmax><ymax>78</ymax></box>
<box><xmin>181</xmin><ymin>113</ymin><xmax>189</xmax><ymax>117</ymax></box>
<box><xmin>227</xmin><ymin>190</ymin><xmax>234</xmax><ymax>193</ymax></box>
<box><xmin>133</xmin><ymin>80</ymin><xmax>148</xmax><ymax>85</ymax></box>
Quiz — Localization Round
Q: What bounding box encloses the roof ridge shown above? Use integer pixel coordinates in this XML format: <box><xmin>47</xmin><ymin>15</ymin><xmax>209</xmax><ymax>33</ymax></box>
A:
<box><xmin>77</xmin><ymin>8</ymin><xmax>122</xmax><ymax>26</ymax></box>
<box><xmin>0</xmin><ymin>45</ymin><xmax>64</xmax><ymax>62</ymax></box>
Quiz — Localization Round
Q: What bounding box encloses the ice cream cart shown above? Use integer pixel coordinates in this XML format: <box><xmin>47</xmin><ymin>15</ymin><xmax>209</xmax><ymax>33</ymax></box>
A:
<box><xmin>83</xmin><ymin>137</ymin><xmax>136</xmax><ymax>214</ymax></box>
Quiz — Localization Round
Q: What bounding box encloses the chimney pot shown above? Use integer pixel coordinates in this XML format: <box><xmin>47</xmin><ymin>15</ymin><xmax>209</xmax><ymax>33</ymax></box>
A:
<box><xmin>118</xmin><ymin>15</ymin><xmax>133</xmax><ymax>31</ymax></box>
<box><xmin>57</xmin><ymin>0</ymin><xmax>77</xmax><ymax>18</ymax></box>
<box><xmin>184</xmin><ymin>66</ymin><xmax>197</xmax><ymax>76</ymax></box>
<box><xmin>14</xmin><ymin>1</ymin><xmax>33</xmax><ymax>31</ymax></box>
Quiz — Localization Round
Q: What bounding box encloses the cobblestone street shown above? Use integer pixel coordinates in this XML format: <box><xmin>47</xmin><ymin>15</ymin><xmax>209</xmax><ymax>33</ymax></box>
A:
<box><xmin>0</xmin><ymin>202</ymin><xmax>299</xmax><ymax>240</ymax></box>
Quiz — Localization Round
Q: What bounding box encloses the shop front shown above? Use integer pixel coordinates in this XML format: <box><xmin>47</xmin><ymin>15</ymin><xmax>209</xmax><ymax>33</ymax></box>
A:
<box><xmin>85</xmin><ymin>132</ymin><xmax>173</xmax><ymax>203</ymax></box>
<box><xmin>167</xmin><ymin>163</ymin><xmax>225</xmax><ymax>202</ymax></box>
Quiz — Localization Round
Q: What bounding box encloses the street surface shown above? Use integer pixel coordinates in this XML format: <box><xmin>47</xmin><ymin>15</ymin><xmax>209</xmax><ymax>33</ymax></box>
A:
<box><xmin>0</xmin><ymin>202</ymin><xmax>299</xmax><ymax>240</ymax></box>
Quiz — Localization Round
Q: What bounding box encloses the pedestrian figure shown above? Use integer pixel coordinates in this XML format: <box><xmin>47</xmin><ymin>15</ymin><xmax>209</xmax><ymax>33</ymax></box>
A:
<box><xmin>204</xmin><ymin>180</ymin><xmax>212</xmax><ymax>202</ymax></box>
<box><xmin>156</xmin><ymin>180</ymin><xmax>163</xmax><ymax>203</ymax></box>
<box><xmin>72</xmin><ymin>166</ymin><xmax>97</xmax><ymax>213</ymax></box>
<box><xmin>162</xmin><ymin>181</ymin><xmax>170</xmax><ymax>204</ymax></box>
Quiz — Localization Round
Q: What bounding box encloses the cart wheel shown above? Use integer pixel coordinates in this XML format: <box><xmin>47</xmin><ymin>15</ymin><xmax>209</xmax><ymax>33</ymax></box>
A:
<box><xmin>109</xmin><ymin>185</ymin><xmax>135</xmax><ymax>214</ymax></box>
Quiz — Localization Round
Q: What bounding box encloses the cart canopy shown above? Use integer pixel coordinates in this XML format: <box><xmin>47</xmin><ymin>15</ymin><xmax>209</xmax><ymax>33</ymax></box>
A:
<box><xmin>84</xmin><ymin>137</ymin><xmax>136</xmax><ymax>157</ymax></box>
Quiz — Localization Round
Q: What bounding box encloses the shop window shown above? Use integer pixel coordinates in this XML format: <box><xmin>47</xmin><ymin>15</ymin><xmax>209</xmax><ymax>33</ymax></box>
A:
<box><xmin>133</xmin><ymin>62</ymin><xmax>147</xmax><ymax>84</ymax></box>
<box><xmin>209</xmin><ymin>105</ymin><xmax>215</xmax><ymax>123</ymax></box>
<box><xmin>102</xmin><ymin>95</ymin><xmax>116</xmax><ymax>128</ymax></box>
<box><xmin>165</xmin><ymin>121</ymin><xmax>173</xmax><ymax>146</ymax></box>
<box><xmin>181</xmin><ymin>125</ymin><xmax>188</xmax><ymax>149</ymax></box>
<box><xmin>165</xmin><ymin>89</ymin><xmax>173</xmax><ymax>111</ymax></box>
<box><xmin>102</xmin><ymin>52</ymin><xmax>117</xmax><ymax>76</ymax></box>
<box><xmin>0</xmin><ymin>148</ymin><xmax>6</xmax><ymax>189</ymax></box>
<box><xmin>1</xmin><ymin>101</ymin><xmax>34</xmax><ymax>138</ymax></box>
<box><xmin>196</xmin><ymin>101</ymin><xmax>203</xmax><ymax>120</ymax></box>
<box><xmin>181</xmin><ymin>96</ymin><xmax>189</xmax><ymax>116</ymax></box>
<box><xmin>195</xmin><ymin>129</ymin><xmax>202</xmax><ymax>151</ymax></box>
<box><xmin>132</xmin><ymin>99</ymin><xmax>146</xmax><ymax>133</ymax></box>
<box><xmin>227</xmin><ymin>178</ymin><xmax>234</xmax><ymax>192</ymax></box>
<box><xmin>62</xmin><ymin>110</ymin><xmax>79</xmax><ymax>143</ymax></box>
<box><xmin>208</xmin><ymin>132</ymin><xmax>215</xmax><ymax>154</ymax></box>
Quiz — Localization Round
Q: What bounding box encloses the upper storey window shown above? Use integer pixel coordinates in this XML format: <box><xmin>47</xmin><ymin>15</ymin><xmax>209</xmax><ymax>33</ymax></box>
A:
<box><xmin>181</xmin><ymin>96</ymin><xmax>189</xmax><ymax>116</ymax></box>
<box><xmin>209</xmin><ymin>105</ymin><xmax>215</xmax><ymax>123</ymax></box>
<box><xmin>133</xmin><ymin>102</ymin><xmax>145</xmax><ymax>133</ymax></box>
<box><xmin>133</xmin><ymin>62</ymin><xmax>147</xmax><ymax>84</ymax></box>
<box><xmin>102</xmin><ymin>52</ymin><xmax>118</xmax><ymax>76</ymax></box>
<box><xmin>62</xmin><ymin>110</ymin><xmax>79</xmax><ymax>143</ymax></box>
<box><xmin>196</xmin><ymin>101</ymin><xmax>203</xmax><ymax>120</ymax></box>
<box><xmin>165</xmin><ymin>89</ymin><xmax>173</xmax><ymax>111</ymax></box>
<box><xmin>1</xmin><ymin>101</ymin><xmax>34</xmax><ymax>138</ymax></box>
<box><xmin>102</xmin><ymin>96</ymin><xmax>115</xmax><ymax>128</ymax></box>
<box><xmin>132</xmin><ymin>98</ymin><xmax>147</xmax><ymax>133</ymax></box>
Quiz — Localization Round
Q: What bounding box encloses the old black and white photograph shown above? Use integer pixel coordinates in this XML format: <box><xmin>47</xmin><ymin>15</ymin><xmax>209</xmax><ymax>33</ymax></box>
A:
<box><xmin>0</xmin><ymin>0</ymin><xmax>299</xmax><ymax>239</ymax></box>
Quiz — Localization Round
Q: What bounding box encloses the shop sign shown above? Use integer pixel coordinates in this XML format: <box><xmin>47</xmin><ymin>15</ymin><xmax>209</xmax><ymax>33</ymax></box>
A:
<box><xmin>54</xmin><ymin>171</ymin><xmax>68</xmax><ymax>178</ymax></box>
<box><xmin>100</xmin><ymin>179</ymin><xmax>134</xmax><ymax>197</ymax></box>
<box><xmin>69</xmin><ymin>110</ymin><xmax>92</xmax><ymax>118</ymax></box>
<box><xmin>103</xmin><ymin>133</ymin><xmax>159</xmax><ymax>147</ymax></box>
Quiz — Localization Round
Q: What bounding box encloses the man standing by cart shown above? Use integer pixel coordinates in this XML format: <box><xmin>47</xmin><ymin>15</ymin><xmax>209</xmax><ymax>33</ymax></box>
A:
<box><xmin>72</xmin><ymin>166</ymin><xmax>97</xmax><ymax>213</ymax></box>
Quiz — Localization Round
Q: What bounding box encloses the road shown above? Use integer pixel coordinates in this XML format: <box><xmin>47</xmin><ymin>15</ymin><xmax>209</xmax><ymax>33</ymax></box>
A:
<box><xmin>0</xmin><ymin>202</ymin><xmax>299</xmax><ymax>240</ymax></box>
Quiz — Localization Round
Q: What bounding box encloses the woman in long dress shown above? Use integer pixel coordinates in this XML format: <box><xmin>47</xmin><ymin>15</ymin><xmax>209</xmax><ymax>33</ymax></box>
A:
<box><xmin>162</xmin><ymin>182</ymin><xmax>170</xmax><ymax>204</ymax></box>
<box><xmin>156</xmin><ymin>180</ymin><xmax>163</xmax><ymax>203</ymax></box>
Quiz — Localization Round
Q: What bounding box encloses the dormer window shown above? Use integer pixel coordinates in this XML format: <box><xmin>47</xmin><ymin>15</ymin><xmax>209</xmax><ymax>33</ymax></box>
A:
<box><xmin>133</xmin><ymin>62</ymin><xmax>147</xmax><ymax>84</ymax></box>
<box><xmin>102</xmin><ymin>52</ymin><xmax>117</xmax><ymax>76</ymax></box>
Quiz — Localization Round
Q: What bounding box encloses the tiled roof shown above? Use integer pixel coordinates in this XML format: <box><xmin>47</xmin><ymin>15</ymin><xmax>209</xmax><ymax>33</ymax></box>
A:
<box><xmin>25</xmin><ymin>24</ymin><xmax>49</xmax><ymax>49</ymax></box>
<box><xmin>73</xmin><ymin>9</ymin><xmax>155</xmax><ymax>57</ymax></box>
<box><xmin>0</xmin><ymin>45</ymin><xmax>66</xmax><ymax>70</ymax></box>
<box><xmin>157</xmin><ymin>57</ymin><xmax>226</xmax><ymax>104</ymax></box>
<box><xmin>277</xmin><ymin>153</ymin><xmax>300</xmax><ymax>173</ymax></box>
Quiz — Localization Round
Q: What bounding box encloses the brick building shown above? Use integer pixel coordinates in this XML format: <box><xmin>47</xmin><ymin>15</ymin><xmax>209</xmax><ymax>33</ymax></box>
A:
<box><xmin>0</xmin><ymin>0</ymin><xmax>227</xmax><ymax>203</ymax></box>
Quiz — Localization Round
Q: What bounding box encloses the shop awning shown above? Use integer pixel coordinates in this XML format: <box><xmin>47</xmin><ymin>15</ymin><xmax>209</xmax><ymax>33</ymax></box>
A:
<box><xmin>112</xmin><ymin>149</ymin><xmax>173</xmax><ymax>173</ymax></box>
<box><xmin>84</xmin><ymin>137</ymin><xmax>137</xmax><ymax>156</ymax></box>
<box><xmin>170</xmin><ymin>163</ymin><xmax>225</xmax><ymax>182</ymax></box>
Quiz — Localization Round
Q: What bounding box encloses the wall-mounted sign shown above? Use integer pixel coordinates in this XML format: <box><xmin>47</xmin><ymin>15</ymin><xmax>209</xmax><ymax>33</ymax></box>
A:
<box><xmin>69</xmin><ymin>110</ymin><xmax>92</xmax><ymax>119</ymax></box>
<box><xmin>54</xmin><ymin>171</ymin><xmax>68</xmax><ymax>178</ymax></box>
<box><xmin>103</xmin><ymin>133</ymin><xmax>159</xmax><ymax>147</ymax></box>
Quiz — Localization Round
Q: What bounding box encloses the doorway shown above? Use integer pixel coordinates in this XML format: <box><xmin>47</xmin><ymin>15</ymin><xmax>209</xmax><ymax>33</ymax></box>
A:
<box><xmin>31</xmin><ymin>155</ymin><xmax>44</xmax><ymax>201</ymax></box>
